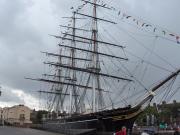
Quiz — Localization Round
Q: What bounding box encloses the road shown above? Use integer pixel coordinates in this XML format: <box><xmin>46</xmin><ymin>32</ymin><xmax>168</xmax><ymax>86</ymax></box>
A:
<box><xmin>0</xmin><ymin>126</ymin><xmax>62</xmax><ymax>135</ymax></box>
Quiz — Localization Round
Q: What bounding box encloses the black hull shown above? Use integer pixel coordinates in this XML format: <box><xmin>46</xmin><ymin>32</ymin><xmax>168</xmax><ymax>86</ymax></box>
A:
<box><xmin>42</xmin><ymin>106</ymin><xmax>142</xmax><ymax>134</ymax></box>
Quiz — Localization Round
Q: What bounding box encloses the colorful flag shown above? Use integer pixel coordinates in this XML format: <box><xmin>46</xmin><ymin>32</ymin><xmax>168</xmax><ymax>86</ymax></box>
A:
<box><xmin>169</xmin><ymin>33</ymin><xmax>175</xmax><ymax>37</ymax></box>
<box><xmin>118</xmin><ymin>11</ymin><xmax>121</xmax><ymax>16</ymax></box>
<box><xmin>145</xmin><ymin>24</ymin><xmax>152</xmax><ymax>27</ymax></box>
<box><xmin>176</xmin><ymin>36</ymin><xmax>180</xmax><ymax>44</ymax></box>
<box><xmin>136</xmin><ymin>20</ymin><xmax>139</xmax><ymax>25</ymax></box>
<box><xmin>142</xmin><ymin>23</ymin><xmax>146</xmax><ymax>27</ymax></box>
<box><xmin>153</xmin><ymin>28</ymin><xmax>157</xmax><ymax>32</ymax></box>
<box><xmin>162</xmin><ymin>31</ymin><xmax>166</xmax><ymax>35</ymax></box>
<box><xmin>126</xmin><ymin>16</ymin><xmax>131</xmax><ymax>19</ymax></box>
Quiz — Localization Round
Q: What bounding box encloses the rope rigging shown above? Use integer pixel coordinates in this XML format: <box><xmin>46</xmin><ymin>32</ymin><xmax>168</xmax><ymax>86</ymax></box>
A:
<box><xmin>29</xmin><ymin>0</ymin><xmax>180</xmax><ymax>114</ymax></box>
<box><xmin>98</xmin><ymin>6</ymin><xmax>177</xmax><ymax>70</ymax></box>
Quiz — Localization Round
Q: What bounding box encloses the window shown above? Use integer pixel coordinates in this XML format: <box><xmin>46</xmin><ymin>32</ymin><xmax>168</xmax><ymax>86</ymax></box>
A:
<box><xmin>19</xmin><ymin>114</ymin><xmax>25</xmax><ymax>120</ymax></box>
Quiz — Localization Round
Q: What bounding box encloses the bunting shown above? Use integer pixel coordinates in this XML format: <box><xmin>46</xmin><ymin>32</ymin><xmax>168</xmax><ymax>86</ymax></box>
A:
<box><xmin>73</xmin><ymin>0</ymin><xmax>180</xmax><ymax>45</ymax></box>
<box><xmin>102</xmin><ymin>4</ymin><xmax>107</xmax><ymax>7</ymax></box>
<box><xmin>73</xmin><ymin>1</ymin><xmax>88</xmax><ymax>12</ymax></box>
<box><xmin>142</xmin><ymin>23</ymin><xmax>146</xmax><ymax>27</ymax></box>
<box><xmin>126</xmin><ymin>16</ymin><xmax>131</xmax><ymax>19</ymax></box>
<box><xmin>169</xmin><ymin>33</ymin><xmax>175</xmax><ymax>37</ymax></box>
<box><xmin>153</xmin><ymin>28</ymin><xmax>157</xmax><ymax>32</ymax></box>
<box><xmin>145</xmin><ymin>24</ymin><xmax>152</xmax><ymax>27</ymax></box>
<box><xmin>118</xmin><ymin>11</ymin><xmax>121</xmax><ymax>16</ymax></box>
<box><xmin>176</xmin><ymin>36</ymin><xmax>180</xmax><ymax>44</ymax></box>
<box><xmin>162</xmin><ymin>31</ymin><xmax>166</xmax><ymax>35</ymax></box>
<box><xmin>115</xmin><ymin>8</ymin><xmax>180</xmax><ymax>45</ymax></box>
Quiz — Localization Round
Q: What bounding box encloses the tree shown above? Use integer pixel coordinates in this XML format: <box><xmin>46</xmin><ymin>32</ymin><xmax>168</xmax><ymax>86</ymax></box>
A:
<box><xmin>136</xmin><ymin>105</ymin><xmax>159</xmax><ymax>126</ymax></box>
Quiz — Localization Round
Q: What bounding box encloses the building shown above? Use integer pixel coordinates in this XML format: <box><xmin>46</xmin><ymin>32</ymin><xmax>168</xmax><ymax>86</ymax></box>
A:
<box><xmin>0</xmin><ymin>107</ymin><xmax>2</xmax><ymax>119</ymax></box>
<box><xmin>2</xmin><ymin>105</ymin><xmax>32</xmax><ymax>126</ymax></box>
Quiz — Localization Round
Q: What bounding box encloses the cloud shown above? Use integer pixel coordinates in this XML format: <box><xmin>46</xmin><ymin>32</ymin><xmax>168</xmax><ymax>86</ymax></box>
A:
<box><xmin>0</xmin><ymin>0</ymin><xmax>180</xmax><ymax>109</ymax></box>
<box><xmin>0</xmin><ymin>0</ymin><xmax>61</xmax><ymax>109</ymax></box>
<box><xmin>0</xmin><ymin>85</ymin><xmax>39</xmax><ymax>109</ymax></box>
<box><xmin>0</xmin><ymin>0</ymin><xmax>49</xmax><ymax>91</ymax></box>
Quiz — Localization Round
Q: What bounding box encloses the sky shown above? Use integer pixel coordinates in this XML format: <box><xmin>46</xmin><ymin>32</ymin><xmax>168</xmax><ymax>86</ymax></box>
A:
<box><xmin>0</xmin><ymin>0</ymin><xmax>180</xmax><ymax>110</ymax></box>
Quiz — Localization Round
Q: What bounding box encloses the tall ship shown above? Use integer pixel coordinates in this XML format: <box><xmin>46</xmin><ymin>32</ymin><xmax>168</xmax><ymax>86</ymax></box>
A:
<box><xmin>26</xmin><ymin>0</ymin><xmax>180</xmax><ymax>134</ymax></box>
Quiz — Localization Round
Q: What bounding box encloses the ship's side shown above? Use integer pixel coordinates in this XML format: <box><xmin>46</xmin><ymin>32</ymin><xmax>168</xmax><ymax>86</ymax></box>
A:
<box><xmin>42</xmin><ymin>105</ymin><xmax>142</xmax><ymax>134</ymax></box>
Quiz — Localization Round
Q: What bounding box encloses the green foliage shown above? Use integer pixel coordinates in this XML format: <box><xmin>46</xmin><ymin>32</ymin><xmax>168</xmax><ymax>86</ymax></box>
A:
<box><xmin>136</xmin><ymin>102</ymin><xmax>180</xmax><ymax>126</ymax></box>
<box><xmin>136</xmin><ymin>105</ymin><xmax>159</xmax><ymax>126</ymax></box>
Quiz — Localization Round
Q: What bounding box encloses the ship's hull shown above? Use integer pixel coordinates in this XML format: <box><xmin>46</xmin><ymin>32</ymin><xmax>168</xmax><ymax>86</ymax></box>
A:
<box><xmin>42</xmin><ymin>105</ymin><xmax>142</xmax><ymax>134</ymax></box>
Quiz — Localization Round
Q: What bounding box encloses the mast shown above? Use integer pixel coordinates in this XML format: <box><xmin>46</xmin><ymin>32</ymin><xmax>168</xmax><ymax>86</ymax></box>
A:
<box><xmin>92</xmin><ymin>0</ymin><xmax>98</xmax><ymax>113</ymax></box>
<box><xmin>57</xmin><ymin>49</ymin><xmax>63</xmax><ymax>112</ymax></box>
<box><xmin>71</xmin><ymin>11</ymin><xmax>78</xmax><ymax>114</ymax></box>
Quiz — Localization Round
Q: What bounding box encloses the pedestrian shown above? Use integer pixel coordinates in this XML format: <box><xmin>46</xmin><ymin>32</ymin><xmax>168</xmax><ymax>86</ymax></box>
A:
<box><xmin>121</xmin><ymin>127</ymin><xmax>126</xmax><ymax>135</ymax></box>
<box><xmin>115</xmin><ymin>127</ymin><xmax>127</xmax><ymax>135</ymax></box>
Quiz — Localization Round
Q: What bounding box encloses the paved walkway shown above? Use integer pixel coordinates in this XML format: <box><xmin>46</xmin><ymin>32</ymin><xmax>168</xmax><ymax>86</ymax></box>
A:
<box><xmin>0</xmin><ymin>126</ymin><xmax>62</xmax><ymax>135</ymax></box>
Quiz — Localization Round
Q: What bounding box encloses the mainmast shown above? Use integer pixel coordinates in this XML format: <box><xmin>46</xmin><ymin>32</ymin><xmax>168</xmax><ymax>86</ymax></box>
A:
<box><xmin>92</xmin><ymin>0</ymin><xmax>98</xmax><ymax>113</ymax></box>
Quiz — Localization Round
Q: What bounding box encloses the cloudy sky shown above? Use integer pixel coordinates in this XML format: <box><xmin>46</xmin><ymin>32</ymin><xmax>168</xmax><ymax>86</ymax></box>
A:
<box><xmin>0</xmin><ymin>0</ymin><xmax>180</xmax><ymax>110</ymax></box>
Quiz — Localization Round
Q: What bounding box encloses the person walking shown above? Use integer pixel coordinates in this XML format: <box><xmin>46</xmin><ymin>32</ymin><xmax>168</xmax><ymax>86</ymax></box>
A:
<box><xmin>115</xmin><ymin>127</ymin><xmax>127</xmax><ymax>135</ymax></box>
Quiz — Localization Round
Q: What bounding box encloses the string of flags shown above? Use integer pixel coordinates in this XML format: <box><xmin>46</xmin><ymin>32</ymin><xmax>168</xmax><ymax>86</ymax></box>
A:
<box><xmin>69</xmin><ymin>0</ymin><xmax>180</xmax><ymax>44</ymax></box>
<box><xmin>61</xmin><ymin>1</ymin><xmax>89</xmax><ymax>36</ymax></box>
<box><xmin>88</xmin><ymin>0</ymin><xmax>180</xmax><ymax>44</ymax></box>
<box><xmin>64</xmin><ymin>2</ymin><xmax>89</xmax><ymax>31</ymax></box>
<box><xmin>115</xmin><ymin>9</ymin><xmax>180</xmax><ymax>44</ymax></box>
<box><xmin>70</xmin><ymin>0</ymin><xmax>88</xmax><ymax>13</ymax></box>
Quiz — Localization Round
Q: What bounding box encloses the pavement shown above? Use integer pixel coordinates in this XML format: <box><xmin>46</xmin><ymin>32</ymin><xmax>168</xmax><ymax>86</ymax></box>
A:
<box><xmin>0</xmin><ymin>126</ymin><xmax>62</xmax><ymax>135</ymax></box>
